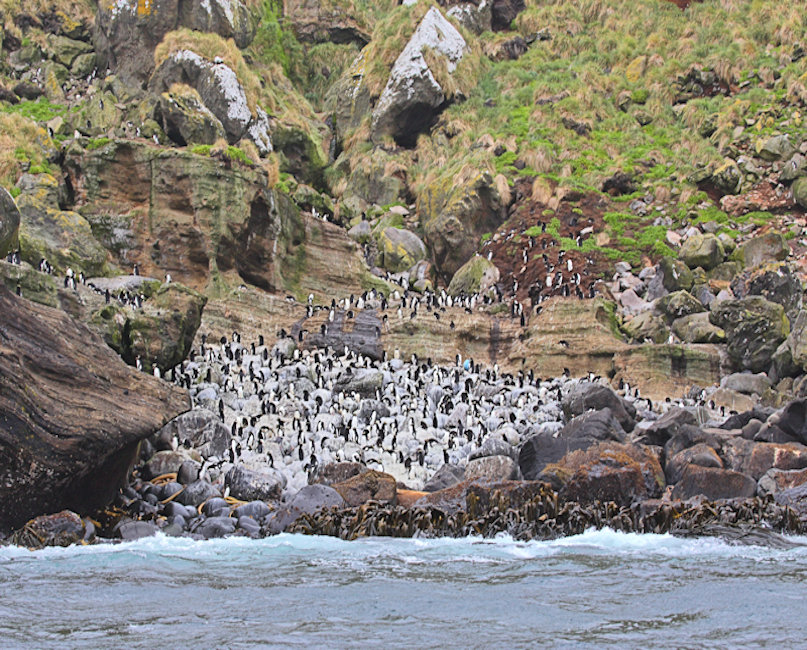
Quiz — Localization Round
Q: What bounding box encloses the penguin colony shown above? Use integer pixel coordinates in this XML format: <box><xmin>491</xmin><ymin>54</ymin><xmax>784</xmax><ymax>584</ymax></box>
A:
<box><xmin>167</xmin><ymin>325</ymin><xmax>666</xmax><ymax>499</ymax></box>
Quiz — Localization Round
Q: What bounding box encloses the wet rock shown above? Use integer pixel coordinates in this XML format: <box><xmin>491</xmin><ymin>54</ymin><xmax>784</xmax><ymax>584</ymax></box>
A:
<box><xmin>331</xmin><ymin>469</ymin><xmax>397</xmax><ymax>506</ymax></box>
<box><xmin>465</xmin><ymin>455</ymin><xmax>519</xmax><ymax>481</ymax></box>
<box><xmin>423</xmin><ymin>464</ymin><xmax>466</xmax><ymax>492</ymax></box>
<box><xmin>671</xmin><ymin>465</ymin><xmax>756</xmax><ymax>500</ymax></box>
<box><xmin>665</xmin><ymin>443</ymin><xmax>723</xmax><ymax>484</ymax></box>
<box><xmin>0</xmin><ymin>187</ymin><xmax>20</xmax><ymax>257</ymax></box>
<box><xmin>561</xmin><ymin>382</ymin><xmax>636</xmax><ymax>432</ymax></box>
<box><xmin>679</xmin><ymin>232</ymin><xmax>725</xmax><ymax>270</ymax></box>
<box><xmin>519</xmin><ymin>408</ymin><xmax>626</xmax><ymax>480</ymax></box>
<box><xmin>371</xmin><ymin>7</ymin><xmax>467</xmax><ymax>146</ymax></box>
<box><xmin>267</xmin><ymin>484</ymin><xmax>346</xmax><ymax>533</ymax></box>
<box><xmin>194</xmin><ymin>516</ymin><xmax>236</xmax><ymax>539</ymax></box>
<box><xmin>115</xmin><ymin>520</ymin><xmax>160</xmax><ymax>541</ymax></box>
<box><xmin>447</xmin><ymin>254</ymin><xmax>500</xmax><ymax>296</ymax></box>
<box><xmin>226</xmin><ymin>465</ymin><xmax>286</xmax><ymax>502</ymax></box>
<box><xmin>237</xmin><ymin>516</ymin><xmax>261</xmax><ymax>537</ymax></box>
<box><xmin>10</xmin><ymin>511</ymin><xmax>90</xmax><ymax>548</ymax></box>
<box><xmin>709</xmin><ymin>296</ymin><xmax>789</xmax><ymax>372</ymax></box>
<box><xmin>233</xmin><ymin>501</ymin><xmax>271</xmax><ymax>520</ymax></box>
<box><xmin>311</xmin><ymin>462</ymin><xmax>366</xmax><ymax>486</ymax></box>
<box><xmin>176</xmin><ymin>479</ymin><xmax>221</xmax><ymax>507</ymax></box>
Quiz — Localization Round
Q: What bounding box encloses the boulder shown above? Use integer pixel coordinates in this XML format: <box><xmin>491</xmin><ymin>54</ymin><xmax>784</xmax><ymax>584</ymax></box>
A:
<box><xmin>149</xmin><ymin>50</ymin><xmax>272</xmax><ymax>155</ymax></box>
<box><xmin>421</xmin><ymin>171</ymin><xmax>507</xmax><ymax>282</ymax></box>
<box><xmin>544</xmin><ymin>442</ymin><xmax>664</xmax><ymax>506</ymax></box>
<box><xmin>665</xmin><ymin>443</ymin><xmax>723</xmax><ymax>484</ymax></box>
<box><xmin>156</xmin><ymin>86</ymin><xmax>226</xmax><ymax>147</ymax></box>
<box><xmin>491</xmin><ymin>0</ymin><xmax>527</xmax><ymax>30</ymax></box>
<box><xmin>658</xmin><ymin>257</ymin><xmax>694</xmax><ymax>292</ymax></box>
<box><xmin>658</xmin><ymin>290</ymin><xmax>706</xmax><ymax>321</ymax></box>
<box><xmin>787</xmin><ymin>311</ymin><xmax>807</xmax><ymax>373</ymax></box>
<box><xmin>175</xmin><ymin>479</ymin><xmax>221</xmax><ymax>507</ymax></box>
<box><xmin>709</xmin><ymin>296</ymin><xmax>789</xmax><ymax>372</ymax></box>
<box><xmin>116</xmin><ymin>520</ymin><xmax>160</xmax><ymax>540</ymax></box>
<box><xmin>154</xmin><ymin>409</ymin><xmax>230</xmax><ymax>458</ymax></box>
<box><xmin>447</xmin><ymin>254</ymin><xmax>500</xmax><ymax>296</ymax></box>
<box><xmin>736</xmin><ymin>232</ymin><xmax>789</xmax><ymax>269</ymax></box>
<box><xmin>347</xmin><ymin>221</ymin><xmax>372</xmax><ymax>244</ymax></box>
<box><xmin>10</xmin><ymin>511</ymin><xmax>92</xmax><ymax>548</ymax></box>
<box><xmin>634</xmin><ymin>406</ymin><xmax>697</xmax><ymax>446</ymax></box>
<box><xmin>793</xmin><ymin>176</ymin><xmax>807</xmax><ymax>208</ymax></box>
<box><xmin>331</xmin><ymin>469</ymin><xmax>397</xmax><ymax>506</ymax></box>
<box><xmin>671</xmin><ymin>312</ymin><xmax>725</xmax><ymax>343</ymax></box>
<box><xmin>754</xmin><ymin>400</ymin><xmax>807</xmax><ymax>446</ymax></box>
<box><xmin>94</xmin><ymin>0</ymin><xmax>257</xmax><ymax>86</ymax></box>
<box><xmin>722</xmin><ymin>438</ymin><xmax>807</xmax><ymax>480</ymax></box>
<box><xmin>468</xmin><ymin>437</ymin><xmax>519</xmax><ymax>462</ymax></box>
<box><xmin>143</xmin><ymin>449</ymin><xmax>201</xmax><ymax>480</ymax></box>
<box><xmin>446</xmin><ymin>2</ymin><xmax>493</xmax><ymax>34</ymax></box>
<box><xmin>757</xmin><ymin>467</ymin><xmax>807</xmax><ymax>497</ymax></box>
<box><xmin>622</xmin><ymin>310</ymin><xmax>668</xmax><ymax>343</ymax></box>
<box><xmin>0</xmin><ymin>187</ymin><xmax>20</xmax><ymax>257</ymax></box>
<box><xmin>756</xmin><ymin>134</ymin><xmax>795</xmax><ymax>161</ymax></box>
<box><xmin>333</xmin><ymin>368</ymin><xmax>384</xmax><ymax>397</ymax></box>
<box><xmin>465</xmin><ymin>455</ymin><xmax>519</xmax><ymax>481</ymax></box>
<box><xmin>45</xmin><ymin>34</ymin><xmax>92</xmax><ymax>68</ymax></box>
<box><xmin>781</xmin><ymin>154</ymin><xmax>807</xmax><ymax>183</ymax></box>
<box><xmin>671</xmin><ymin>465</ymin><xmax>757</xmax><ymax>500</ymax></box>
<box><xmin>731</xmin><ymin>262</ymin><xmax>802</xmax><ymax>320</ymax></box>
<box><xmin>0</xmin><ymin>284</ymin><xmax>189</xmax><ymax>532</ymax></box>
<box><xmin>284</xmin><ymin>0</ymin><xmax>370</xmax><ymax>45</ymax></box>
<box><xmin>371</xmin><ymin>7</ymin><xmax>467</xmax><ymax>146</ymax></box>
<box><xmin>721</xmin><ymin>372</ymin><xmax>771</xmax><ymax>396</ymax></box>
<box><xmin>266</xmin><ymin>484</ymin><xmax>346</xmax><ymax>534</ymax></box>
<box><xmin>679</xmin><ymin>232</ymin><xmax>725</xmax><ymax>270</ymax></box>
<box><xmin>226</xmin><ymin>464</ymin><xmax>286</xmax><ymax>502</ymax></box>
<box><xmin>561</xmin><ymin>381</ymin><xmax>636</xmax><ymax>432</ymax></box>
<box><xmin>376</xmin><ymin>227</ymin><xmax>427</xmax><ymax>273</ymax></box>
<box><xmin>194</xmin><ymin>516</ymin><xmax>236</xmax><ymax>539</ymax></box>
<box><xmin>423</xmin><ymin>464</ymin><xmax>466</xmax><ymax>492</ymax></box>
<box><xmin>16</xmin><ymin>174</ymin><xmax>108</xmax><ymax>275</ymax></box>
<box><xmin>518</xmin><ymin>408</ymin><xmax>626</xmax><ymax>480</ymax></box>
<box><xmin>664</xmin><ymin>424</ymin><xmax>720</xmax><ymax>460</ymax></box>
<box><xmin>311</xmin><ymin>461</ymin><xmax>366</xmax><ymax>486</ymax></box>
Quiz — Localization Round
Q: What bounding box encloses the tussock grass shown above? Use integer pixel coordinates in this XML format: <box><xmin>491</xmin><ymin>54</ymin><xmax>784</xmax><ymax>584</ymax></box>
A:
<box><xmin>0</xmin><ymin>112</ymin><xmax>54</xmax><ymax>189</ymax></box>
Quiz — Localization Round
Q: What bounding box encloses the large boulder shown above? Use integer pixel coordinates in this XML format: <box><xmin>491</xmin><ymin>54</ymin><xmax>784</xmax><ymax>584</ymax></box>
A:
<box><xmin>542</xmin><ymin>442</ymin><xmax>664</xmax><ymax>506</ymax></box>
<box><xmin>665</xmin><ymin>443</ymin><xmax>723</xmax><ymax>485</ymax></box>
<box><xmin>375</xmin><ymin>227</ymin><xmax>427</xmax><ymax>273</ymax></box>
<box><xmin>0</xmin><ymin>187</ymin><xmax>20</xmax><ymax>257</ymax></box>
<box><xmin>736</xmin><ymin>232</ymin><xmax>789</xmax><ymax>269</ymax></box>
<box><xmin>267</xmin><ymin>484</ymin><xmax>347</xmax><ymax>533</ymax></box>
<box><xmin>420</xmin><ymin>171</ymin><xmax>508</xmax><ymax>282</ymax></box>
<box><xmin>284</xmin><ymin>0</ymin><xmax>370</xmax><ymax>45</ymax></box>
<box><xmin>721</xmin><ymin>438</ymin><xmax>807</xmax><ymax>480</ymax></box>
<box><xmin>10</xmin><ymin>510</ymin><xmax>93</xmax><ymax>548</ymax></box>
<box><xmin>447</xmin><ymin>254</ymin><xmax>500</xmax><ymax>296</ymax></box>
<box><xmin>709</xmin><ymin>296</ymin><xmax>789</xmax><ymax>372</ymax></box>
<box><xmin>149</xmin><ymin>49</ymin><xmax>272</xmax><ymax>155</ymax></box>
<box><xmin>465</xmin><ymin>455</ymin><xmax>519</xmax><ymax>481</ymax></box>
<box><xmin>561</xmin><ymin>382</ymin><xmax>636</xmax><ymax>432</ymax></box>
<box><xmin>331</xmin><ymin>469</ymin><xmax>397</xmax><ymax>506</ymax></box>
<box><xmin>371</xmin><ymin>7</ymin><xmax>467</xmax><ymax>146</ymax></box>
<box><xmin>16</xmin><ymin>174</ymin><xmax>108</xmax><ymax>275</ymax></box>
<box><xmin>657</xmin><ymin>290</ymin><xmax>705</xmax><ymax>322</ymax></box>
<box><xmin>226</xmin><ymin>464</ymin><xmax>286</xmax><ymax>502</ymax></box>
<box><xmin>671</xmin><ymin>312</ymin><xmax>725</xmax><ymax>343</ymax></box>
<box><xmin>518</xmin><ymin>408</ymin><xmax>626</xmax><ymax>480</ymax></box>
<box><xmin>94</xmin><ymin>0</ymin><xmax>258</xmax><ymax>86</ymax></box>
<box><xmin>634</xmin><ymin>406</ymin><xmax>697</xmax><ymax>447</ymax></box>
<box><xmin>333</xmin><ymin>368</ymin><xmax>384</xmax><ymax>397</ymax></box>
<box><xmin>423</xmin><ymin>463</ymin><xmax>466</xmax><ymax>492</ymax></box>
<box><xmin>679</xmin><ymin>232</ymin><xmax>725</xmax><ymax>270</ymax></box>
<box><xmin>732</xmin><ymin>262</ymin><xmax>803</xmax><ymax>319</ymax></box>
<box><xmin>311</xmin><ymin>462</ymin><xmax>366</xmax><ymax>486</ymax></box>
<box><xmin>657</xmin><ymin>257</ymin><xmax>694</xmax><ymax>292</ymax></box>
<box><xmin>0</xmin><ymin>284</ymin><xmax>190</xmax><ymax>531</ymax></box>
<box><xmin>753</xmin><ymin>400</ymin><xmax>807</xmax><ymax>446</ymax></box>
<box><xmin>671</xmin><ymin>465</ymin><xmax>757</xmax><ymax>500</ymax></box>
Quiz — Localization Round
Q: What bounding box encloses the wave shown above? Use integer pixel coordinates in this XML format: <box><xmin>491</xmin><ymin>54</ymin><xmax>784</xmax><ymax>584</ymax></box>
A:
<box><xmin>3</xmin><ymin>527</ymin><xmax>807</xmax><ymax>564</ymax></box>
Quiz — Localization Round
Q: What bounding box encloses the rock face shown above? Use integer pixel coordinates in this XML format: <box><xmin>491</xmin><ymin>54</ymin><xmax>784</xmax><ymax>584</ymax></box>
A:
<box><xmin>149</xmin><ymin>49</ymin><xmax>272</xmax><ymax>155</ymax></box>
<box><xmin>94</xmin><ymin>0</ymin><xmax>257</xmax><ymax>86</ymax></box>
<box><xmin>0</xmin><ymin>187</ymin><xmax>20</xmax><ymax>257</ymax></box>
<box><xmin>0</xmin><ymin>283</ymin><xmax>190</xmax><ymax>531</ymax></box>
<box><xmin>371</xmin><ymin>7</ymin><xmax>467</xmax><ymax>147</ymax></box>
<box><xmin>285</xmin><ymin>0</ymin><xmax>370</xmax><ymax>45</ymax></box>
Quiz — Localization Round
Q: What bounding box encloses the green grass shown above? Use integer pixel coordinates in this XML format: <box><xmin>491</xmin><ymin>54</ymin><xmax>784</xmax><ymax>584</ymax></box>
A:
<box><xmin>0</xmin><ymin>98</ymin><xmax>70</xmax><ymax>122</ymax></box>
<box><xmin>86</xmin><ymin>137</ymin><xmax>111</xmax><ymax>150</ymax></box>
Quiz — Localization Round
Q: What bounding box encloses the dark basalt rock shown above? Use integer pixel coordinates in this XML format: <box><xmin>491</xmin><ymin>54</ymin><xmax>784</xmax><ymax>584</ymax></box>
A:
<box><xmin>0</xmin><ymin>284</ymin><xmax>189</xmax><ymax>532</ymax></box>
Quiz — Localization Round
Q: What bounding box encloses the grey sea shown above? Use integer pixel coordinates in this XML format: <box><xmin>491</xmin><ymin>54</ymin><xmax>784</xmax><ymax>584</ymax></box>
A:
<box><xmin>1</xmin><ymin>529</ymin><xmax>805</xmax><ymax>648</ymax></box>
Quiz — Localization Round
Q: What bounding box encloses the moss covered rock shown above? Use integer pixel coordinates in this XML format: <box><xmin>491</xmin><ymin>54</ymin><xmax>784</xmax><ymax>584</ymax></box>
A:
<box><xmin>793</xmin><ymin>176</ymin><xmax>807</xmax><ymax>209</ymax></box>
<box><xmin>709</xmin><ymin>296</ymin><xmax>789</xmax><ymax>372</ymax></box>
<box><xmin>658</xmin><ymin>256</ymin><xmax>694</xmax><ymax>292</ymax></box>
<box><xmin>376</xmin><ymin>227</ymin><xmax>427</xmax><ymax>273</ymax></box>
<box><xmin>156</xmin><ymin>86</ymin><xmax>226</xmax><ymax>146</ymax></box>
<box><xmin>735</xmin><ymin>232</ymin><xmax>789</xmax><ymax>269</ymax></box>
<box><xmin>657</xmin><ymin>290</ymin><xmax>705</xmax><ymax>322</ymax></box>
<box><xmin>671</xmin><ymin>312</ymin><xmax>725</xmax><ymax>344</ymax></box>
<box><xmin>447</xmin><ymin>254</ymin><xmax>500</xmax><ymax>296</ymax></box>
<box><xmin>679</xmin><ymin>232</ymin><xmax>725</xmax><ymax>271</ymax></box>
<box><xmin>0</xmin><ymin>187</ymin><xmax>20</xmax><ymax>258</ymax></box>
<box><xmin>622</xmin><ymin>310</ymin><xmax>668</xmax><ymax>344</ymax></box>
<box><xmin>16</xmin><ymin>174</ymin><xmax>108</xmax><ymax>275</ymax></box>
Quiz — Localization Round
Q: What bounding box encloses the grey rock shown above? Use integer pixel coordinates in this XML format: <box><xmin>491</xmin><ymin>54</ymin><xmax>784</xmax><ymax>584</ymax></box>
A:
<box><xmin>721</xmin><ymin>372</ymin><xmax>771</xmax><ymax>396</ymax></box>
<box><xmin>176</xmin><ymin>479</ymin><xmax>221</xmax><ymax>507</ymax></box>
<box><xmin>423</xmin><ymin>464</ymin><xmax>466</xmax><ymax>492</ymax></box>
<box><xmin>562</xmin><ymin>382</ymin><xmax>636</xmax><ymax>432</ymax></box>
<box><xmin>465</xmin><ymin>455</ymin><xmax>519</xmax><ymax>481</ymax></box>
<box><xmin>226</xmin><ymin>464</ymin><xmax>286</xmax><ymax>501</ymax></box>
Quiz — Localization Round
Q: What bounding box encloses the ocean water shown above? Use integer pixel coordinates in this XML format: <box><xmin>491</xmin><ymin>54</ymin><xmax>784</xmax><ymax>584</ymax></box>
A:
<box><xmin>1</xmin><ymin>529</ymin><xmax>806</xmax><ymax>648</ymax></box>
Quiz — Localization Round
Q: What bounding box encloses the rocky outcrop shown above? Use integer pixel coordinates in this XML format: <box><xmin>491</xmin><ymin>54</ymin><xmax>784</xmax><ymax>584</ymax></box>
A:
<box><xmin>155</xmin><ymin>85</ymin><xmax>226</xmax><ymax>146</ymax></box>
<box><xmin>94</xmin><ymin>0</ymin><xmax>258</xmax><ymax>86</ymax></box>
<box><xmin>375</xmin><ymin>226</ymin><xmax>427</xmax><ymax>273</ymax></box>
<box><xmin>0</xmin><ymin>283</ymin><xmax>190</xmax><ymax>532</ymax></box>
<box><xmin>149</xmin><ymin>49</ymin><xmax>272</xmax><ymax>154</ymax></box>
<box><xmin>284</xmin><ymin>0</ymin><xmax>371</xmax><ymax>45</ymax></box>
<box><xmin>447</xmin><ymin>254</ymin><xmax>500</xmax><ymax>296</ymax></box>
<box><xmin>0</xmin><ymin>188</ymin><xmax>20</xmax><ymax>257</ymax></box>
<box><xmin>371</xmin><ymin>7</ymin><xmax>467</xmax><ymax>147</ymax></box>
